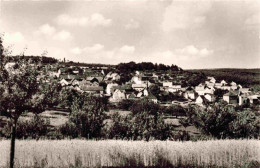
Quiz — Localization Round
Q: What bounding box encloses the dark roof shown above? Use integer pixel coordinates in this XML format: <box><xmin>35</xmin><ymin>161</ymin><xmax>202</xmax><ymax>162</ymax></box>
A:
<box><xmin>146</xmin><ymin>92</ymin><xmax>157</xmax><ymax>100</ymax></box>
<box><xmin>80</xmin><ymin>86</ymin><xmax>104</xmax><ymax>91</ymax></box>
<box><xmin>224</xmin><ymin>90</ymin><xmax>239</xmax><ymax>97</ymax></box>
<box><xmin>128</xmin><ymin>93</ymin><xmax>136</xmax><ymax>99</ymax></box>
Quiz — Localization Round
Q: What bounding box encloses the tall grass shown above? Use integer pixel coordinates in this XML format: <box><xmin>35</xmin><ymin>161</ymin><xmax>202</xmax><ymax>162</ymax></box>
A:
<box><xmin>0</xmin><ymin>139</ymin><xmax>259</xmax><ymax>168</ymax></box>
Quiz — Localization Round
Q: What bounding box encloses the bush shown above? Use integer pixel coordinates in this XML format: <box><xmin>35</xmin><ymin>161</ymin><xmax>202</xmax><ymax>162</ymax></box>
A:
<box><xmin>130</xmin><ymin>99</ymin><xmax>160</xmax><ymax>116</ymax></box>
<box><xmin>118</xmin><ymin>99</ymin><xmax>135</xmax><ymax>111</ymax></box>
<box><xmin>163</xmin><ymin>105</ymin><xmax>186</xmax><ymax>117</ymax></box>
<box><xmin>59</xmin><ymin>93</ymin><xmax>107</xmax><ymax>139</ymax></box>
<box><xmin>106</xmin><ymin>111</ymin><xmax>174</xmax><ymax>141</ymax></box>
<box><xmin>184</xmin><ymin>103</ymin><xmax>260</xmax><ymax>139</ymax></box>
<box><xmin>2</xmin><ymin>115</ymin><xmax>50</xmax><ymax>139</ymax></box>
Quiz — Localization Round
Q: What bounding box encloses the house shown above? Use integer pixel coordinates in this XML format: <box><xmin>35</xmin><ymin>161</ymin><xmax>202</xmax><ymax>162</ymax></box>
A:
<box><xmin>59</xmin><ymin>79</ymin><xmax>69</xmax><ymax>86</ymax></box>
<box><xmin>204</xmin><ymin>94</ymin><xmax>215</xmax><ymax>102</ymax></box>
<box><xmin>223</xmin><ymin>91</ymin><xmax>239</xmax><ymax>104</ymax></box>
<box><xmin>204</xmin><ymin>87</ymin><xmax>215</xmax><ymax>95</ymax></box>
<box><xmin>163</xmin><ymin>81</ymin><xmax>172</xmax><ymax>87</ymax></box>
<box><xmin>195</xmin><ymin>95</ymin><xmax>208</xmax><ymax>106</ymax></box>
<box><xmin>86</xmin><ymin>77</ymin><xmax>102</xmax><ymax>85</ymax></box>
<box><xmin>207</xmin><ymin>77</ymin><xmax>216</xmax><ymax>83</ymax></box>
<box><xmin>168</xmin><ymin>85</ymin><xmax>182</xmax><ymax>93</ymax></box>
<box><xmin>248</xmin><ymin>95</ymin><xmax>259</xmax><ymax>104</ymax></box>
<box><xmin>132</xmin><ymin>83</ymin><xmax>147</xmax><ymax>91</ymax></box>
<box><xmin>239</xmin><ymin>88</ymin><xmax>251</xmax><ymax>94</ymax></box>
<box><xmin>4</xmin><ymin>62</ymin><xmax>16</xmax><ymax>71</ymax></box>
<box><xmin>106</xmin><ymin>83</ymin><xmax>118</xmax><ymax>95</ymax></box>
<box><xmin>231</xmin><ymin>85</ymin><xmax>238</xmax><ymax>90</ymax></box>
<box><xmin>80</xmin><ymin>86</ymin><xmax>104</xmax><ymax>95</ymax></box>
<box><xmin>231</xmin><ymin>81</ymin><xmax>237</xmax><ymax>86</ymax></box>
<box><xmin>104</xmin><ymin>72</ymin><xmax>120</xmax><ymax>81</ymax></box>
<box><xmin>206</xmin><ymin>83</ymin><xmax>215</xmax><ymax>89</ymax></box>
<box><xmin>195</xmin><ymin>85</ymin><xmax>206</xmax><ymax>95</ymax></box>
<box><xmin>221</xmin><ymin>85</ymin><xmax>231</xmax><ymax>90</ymax></box>
<box><xmin>110</xmin><ymin>89</ymin><xmax>126</xmax><ymax>102</ymax></box>
<box><xmin>183</xmin><ymin>90</ymin><xmax>197</xmax><ymax>100</ymax></box>
<box><xmin>128</xmin><ymin>93</ymin><xmax>137</xmax><ymax>100</ymax></box>
<box><xmin>143</xmin><ymin>89</ymin><xmax>149</xmax><ymax>96</ymax></box>
<box><xmin>214</xmin><ymin>83</ymin><xmax>222</xmax><ymax>89</ymax></box>
<box><xmin>238</xmin><ymin>93</ymin><xmax>249</xmax><ymax>106</ymax></box>
<box><xmin>131</xmin><ymin>76</ymin><xmax>142</xmax><ymax>84</ymax></box>
<box><xmin>146</xmin><ymin>93</ymin><xmax>158</xmax><ymax>103</ymax></box>
<box><xmin>220</xmin><ymin>80</ymin><xmax>227</xmax><ymax>86</ymax></box>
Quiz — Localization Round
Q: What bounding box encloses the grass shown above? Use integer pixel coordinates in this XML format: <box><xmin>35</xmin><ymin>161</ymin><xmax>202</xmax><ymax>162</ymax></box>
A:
<box><xmin>0</xmin><ymin>139</ymin><xmax>259</xmax><ymax>168</ymax></box>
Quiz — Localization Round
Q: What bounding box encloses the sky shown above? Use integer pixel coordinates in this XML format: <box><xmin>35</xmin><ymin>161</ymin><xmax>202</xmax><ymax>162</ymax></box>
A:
<box><xmin>0</xmin><ymin>0</ymin><xmax>259</xmax><ymax>69</ymax></box>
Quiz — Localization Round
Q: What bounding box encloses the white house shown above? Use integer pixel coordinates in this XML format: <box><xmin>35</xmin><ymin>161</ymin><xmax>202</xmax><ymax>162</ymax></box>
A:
<box><xmin>220</xmin><ymin>80</ymin><xmax>227</xmax><ymax>86</ymax></box>
<box><xmin>207</xmin><ymin>77</ymin><xmax>216</xmax><ymax>83</ymax></box>
<box><xmin>110</xmin><ymin>89</ymin><xmax>126</xmax><ymax>102</ymax></box>
<box><xmin>231</xmin><ymin>81</ymin><xmax>237</xmax><ymax>86</ymax></box>
<box><xmin>195</xmin><ymin>95</ymin><xmax>207</xmax><ymax>106</ymax></box>
<box><xmin>106</xmin><ymin>83</ymin><xmax>119</xmax><ymax>95</ymax></box>
<box><xmin>131</xmin><ymin>76</ymin><xmax>142</xmax><ymax>84</ymax></box>
<box><xmin>132</xmin><ymin>83</ymin><xmax>147</xmax><ymax>91</ymax></box>
<box><xmin>195</xmin><ymin>86</ymin><xmax>206</xmax><ymax>95</ymax></box>
<box><xmin>204</xmin><ymin>94</ymin><xmax>214</xmax><ymax>102</ymax></box>
<box><xmin>163</xmin><ymin>82</ymin><xmax>172</xmax><ymax>87</ymax></box>
<box><xmin>183</xmin><ymin>90</ymin><xmax>197</xmax><ymax>100</ymax></box>
<box><xmin>168</xmin><ymin>85</ymin><xmax>182</xmax><ymax>93</ymax></box>
<box><xmin>59</xmin><ymin>79</ymin><xmax>69</xmax><ymax>86</ymax></box>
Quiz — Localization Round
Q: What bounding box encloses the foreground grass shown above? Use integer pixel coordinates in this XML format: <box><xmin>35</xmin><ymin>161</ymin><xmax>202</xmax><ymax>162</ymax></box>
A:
<box><xmin>0</xmin><ymin>140</ymin><xmax>259</xmax><ymax>168</ymax></box>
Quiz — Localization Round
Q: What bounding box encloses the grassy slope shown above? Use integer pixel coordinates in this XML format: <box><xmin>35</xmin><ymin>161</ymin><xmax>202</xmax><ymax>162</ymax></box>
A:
<box><xmin>187</xmin><ymin>69</ymin><xmax>260</xmax><ymax>88</ymax></box>
<box><xmin>0</xmin><ymin>139</ymin><xmax>259</xmax><ymax>168</ymax></box>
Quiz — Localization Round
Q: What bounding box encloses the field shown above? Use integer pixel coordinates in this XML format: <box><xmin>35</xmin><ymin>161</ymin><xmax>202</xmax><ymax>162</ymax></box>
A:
<box><xmin>0</xmin><ymin>140</ymin><xmax>259</xmax><ymax>168</ymax></box>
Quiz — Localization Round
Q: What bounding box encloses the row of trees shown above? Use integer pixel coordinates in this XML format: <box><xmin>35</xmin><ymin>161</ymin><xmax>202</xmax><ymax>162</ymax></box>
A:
<box><xmin>180</xmin><ymin>102</ymin><xmax>260</xmax><ymax>139</ymax></box>
<box><xmin>116</xmin><ymin>61</ymin><xmax>182</xmax><ymax>73</ymax></box>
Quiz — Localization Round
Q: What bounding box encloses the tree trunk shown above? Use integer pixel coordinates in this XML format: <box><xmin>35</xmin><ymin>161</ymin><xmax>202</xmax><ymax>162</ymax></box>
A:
<box><xmin>10</xmin><ymin>120</ymin><xmax>17</xmax><ymax>168</ymax></box>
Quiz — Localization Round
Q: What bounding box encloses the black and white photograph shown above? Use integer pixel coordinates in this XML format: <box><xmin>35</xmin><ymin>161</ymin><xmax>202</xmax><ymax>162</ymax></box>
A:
<box><xmin>0</xmin><ymin>0</ymin><xmax>259</xmax><ymax>167</ymax></box>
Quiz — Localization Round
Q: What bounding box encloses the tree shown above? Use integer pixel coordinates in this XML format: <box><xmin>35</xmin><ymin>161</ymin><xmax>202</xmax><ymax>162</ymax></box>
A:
<box><xmin>0</xmin><ymin>37</ymin><xmax>55</xmax><ymax>168</ymax></box>
<box><xmin>65</xmin><ymin>93</ymin><xmax>107</xmax><ymax>139</ymax></box>
<box><xmin>149</xmin><ymin>84</ymin><xmax>160</xmax><ymax>99</ymax></box>
<box><xmin>184</xmin><ymin>103</ymin><xmax>260</xmax><ymax>139</ymax></box>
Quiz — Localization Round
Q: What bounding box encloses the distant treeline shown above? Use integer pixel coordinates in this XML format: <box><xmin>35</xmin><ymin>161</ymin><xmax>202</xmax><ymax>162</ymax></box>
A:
<box><xmin>7</xmin><ymin>55</ymin><xmax>58</xmax><ymax>64</ymax></box>
<box><xmin>60</xmin><ymin>61</ymin><xmax>115</xmax><ymax>68</ymax></box>
<box><xmin>116</xmin><ymin>61</ymin><xmax>182</xmax><ymax>73</ymax></box>
<box><xmin>190</xmin><ymin>69</ymin><xmax>260</xmax><ymax>88</ymax></box>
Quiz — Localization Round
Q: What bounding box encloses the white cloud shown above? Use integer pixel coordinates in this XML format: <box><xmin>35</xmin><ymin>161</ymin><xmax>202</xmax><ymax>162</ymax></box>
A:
<box><xmin>56</xmin><ymin>13</ymin><xmax>112</xmax><ymax>27</ymax></box>
<box><xmin>69</xmin><ymin>44</ymin><xmax>136</xmax><ymax>64</ymax></box>
<box><xmin>34</xmin><ymin>24</ymin><xmax>72</xmax><ymax>41</ymax></box>
<box><xmin>162</xmin><ymin>2</ymin><xmax>212</xmax><ymax>31</ymax></box>
<box><xmin>83</xmin><ymin>44</ymin><xmax>104</xmax><ymax>53</ymax></box>
<box><xmin>125</xmin><ymin>19</ymin><xmax>140</xmax><ymax>29</ymax></box>
<box><xmin>38</xmin><ymin>24</ymin><xmax>56</xmax><ymax>36</ymax></box>
<box><xmin>245</xmin><ymin>13</ymin><xmax>260</xmax><ymax>26</ymax></box>
<box><xmin>3</xmin><ymin>32</ymin><xmax>24</xmax><ymax>44</ymax></box>
<box><xmin>174</xmin><ymin>45</ymin><xmax>213</xmax><ymax>60</ymax></box>
<box><xmin>53</xmin><ymin>30</ymin><xmax>72</xmax><ymax>41</ymax></box>
<box><xmin>119</xmin><ymin>45</ymin><xmax>135</xmax><ymax>54</ymax></box>
<box><xmin>70</xmin><ymin>47</ymin><xmax>82</xmax><ymax>55</ymax></box>
<box><xmin>70</xmin><ymin>44</ymin><xmax>104</xmax><ymax>55</ymax></box>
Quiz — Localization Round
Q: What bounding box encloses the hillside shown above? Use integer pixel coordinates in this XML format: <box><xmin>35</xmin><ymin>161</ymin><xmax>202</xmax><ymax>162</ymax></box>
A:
<box><xmin>188</xmin><ymin>68</ymin><xmax>260</xmax><ymax>91</ymax></box>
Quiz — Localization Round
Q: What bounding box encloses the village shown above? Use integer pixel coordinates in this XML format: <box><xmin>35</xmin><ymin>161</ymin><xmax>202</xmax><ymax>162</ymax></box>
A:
<box><xmin>5</xmin><ymin>60</ymin><xmax>257</xmax><ymax>108</ymax></box>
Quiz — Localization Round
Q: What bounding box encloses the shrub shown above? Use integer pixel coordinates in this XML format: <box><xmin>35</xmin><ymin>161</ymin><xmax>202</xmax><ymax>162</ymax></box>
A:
<box><xmin>184</xmin><ymin>103</ymin><xmax>260</xmax><ymax>139</ymax></box>
<box><xmin>2</xmin><ymin>115</ymin><xmax>50</xmax><ymax>139</ymax></box>
<box><xmin>118</xmin><ymin>99</ymin><xmax>135</xmax><ymax>111</ymax></box>
<box><xmin>130</xmin><ymin>99</ymin><xmax>160</xmax><ymax>116</ymax></box>
<box><xmin>60</xmin><ymin>93</ymin><xmax>107</xmax><ymax>139</ymax></box>
<box><xmin>163</xmin><ymin>105</ymin><xmax>186</xmax><ymax>117</ymax></box>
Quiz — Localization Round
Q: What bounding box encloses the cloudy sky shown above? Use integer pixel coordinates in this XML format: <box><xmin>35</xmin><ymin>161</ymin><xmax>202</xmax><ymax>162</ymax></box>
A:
<box><xmin>0</xmin><ymin>0</ymin><xmax>259</xmax><ymax>69</ymax></box>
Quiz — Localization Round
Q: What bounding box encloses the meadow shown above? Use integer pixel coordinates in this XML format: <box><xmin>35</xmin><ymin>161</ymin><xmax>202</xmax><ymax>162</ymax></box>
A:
<box><xmin>0</xmin><ymin>139</ymin><xmax>259</xmax><ymax>168</ymax></box>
